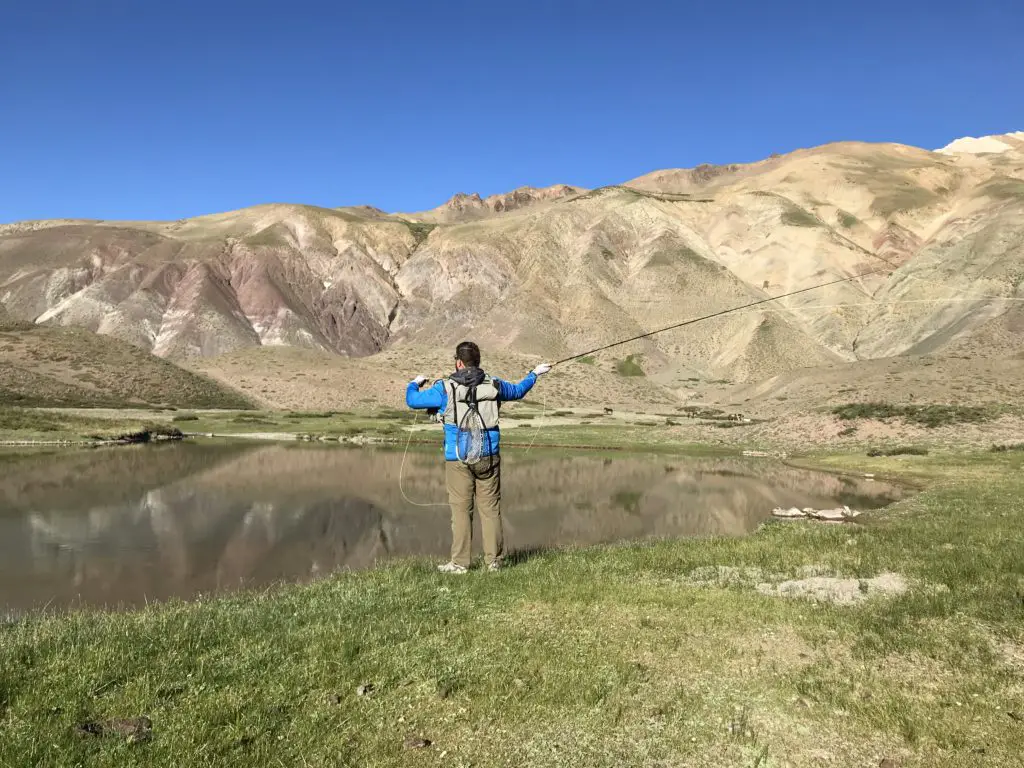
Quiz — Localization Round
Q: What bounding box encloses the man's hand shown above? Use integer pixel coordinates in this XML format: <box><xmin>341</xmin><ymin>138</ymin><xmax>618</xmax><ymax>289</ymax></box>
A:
<box><xmin>412</xmin><ymin>375</ymin><xmax>428</xmax><ymax>387</ymax></box>
<box><xmin>532</xmin><ymin>363</ymin><xmax>552</xmax><ymax>376</ymax></box>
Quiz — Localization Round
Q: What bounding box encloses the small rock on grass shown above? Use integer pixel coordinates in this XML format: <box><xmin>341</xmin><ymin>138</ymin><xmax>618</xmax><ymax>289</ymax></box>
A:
<box><xmin>357</xmin><ymin>683</ymin><xmax>375</xmax><ymax>697</ymax></box>
<box><xmin>771</xmin><ymin>507</ymin><xmax>806</xmax><ymax>519</ymax></box>
<box><xmin>403</xmin><ymin>736</ymin><xmax>432</xmax><ymax>749</ymax></box>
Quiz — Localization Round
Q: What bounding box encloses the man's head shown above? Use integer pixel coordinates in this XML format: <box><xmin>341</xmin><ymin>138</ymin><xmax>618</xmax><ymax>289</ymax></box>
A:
<box><xmin>454</xmin><ymin>340</ymin><xmax>481</xmax><ymax>370</ymax></box>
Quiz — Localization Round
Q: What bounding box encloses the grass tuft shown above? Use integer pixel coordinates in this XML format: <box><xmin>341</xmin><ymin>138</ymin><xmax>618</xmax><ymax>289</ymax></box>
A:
<box><xmin>836</xmin><ymin>210</ymin><xmax>859</xmax><ymax>228</ymax></box>
<box><xmin>781</xmin><ymin>208</ymin><xmax>820</xmax><ymax>227</ymax></box>
<box><xmin>615</xmin><ymin>355</ymin><xmax>645</xmax><ymax>377</ymax></box>
<box><xmin>832</xmin><ymin>402</ymin><xmax>998</xmax><ymax>428</ymax></box>
<box><xmin>990</xmin><ymin>442</ymin><xmax>1024</xmax><ymax>453</ymax></box>
<box><xmin>867</xmin><ymin>446</ymin><xmax>929</xmax><ymax>457</ymax></box>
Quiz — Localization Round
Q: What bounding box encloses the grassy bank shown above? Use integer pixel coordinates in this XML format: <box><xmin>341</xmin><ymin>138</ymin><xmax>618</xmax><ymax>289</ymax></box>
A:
<box><xmin>0</xmin><ymin>408</ymin><xmax>185</xmax><ymax>444</ymax></box>
<box><xmin>0</xmin><ymin>406</ymin><xmax>716</xmax><ymax>451</ymax></box>
<box><xmin>4</xmin><ymin>402</ymin><xmax>1022</xmax><ymax>454</ymax></box>
<box><xmin>2</xmin><ymin>451</ymin><xmax>1023</xmax><ymax>766</ymax></box>
<box><xmin>0</xmin><ymin>407</ymin><xmax>408</xmax><ymax>444</ymax></box>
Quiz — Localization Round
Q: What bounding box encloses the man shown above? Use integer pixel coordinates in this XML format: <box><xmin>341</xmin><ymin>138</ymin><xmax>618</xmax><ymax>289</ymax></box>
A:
<box><xmin>406</xmin><ymin>341</ymin><xmax>551</xmax><ymax>573</ymax></box>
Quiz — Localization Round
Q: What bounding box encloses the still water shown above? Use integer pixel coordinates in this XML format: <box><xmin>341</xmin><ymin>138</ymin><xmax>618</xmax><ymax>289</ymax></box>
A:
<box><xmin>0</xmin><ymin>443</ymin><xmax>905</xmax><ymax>611</ymax></box>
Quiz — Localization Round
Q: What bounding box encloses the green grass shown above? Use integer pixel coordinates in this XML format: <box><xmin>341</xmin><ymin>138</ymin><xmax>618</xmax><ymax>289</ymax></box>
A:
<box><xmin>399</xmin><ymin>220</ymin><xmax>437</xmax><ymax>246</ymax></box>
<box><xmin>836</xmin><ymin>210</ymin><xmax>859</xmax><ymax>229</ymax></box>
<box><xmin>0</xmin><ymin>408</ymin><xmax>184</xmax><ymax>442</ymax></box>
<box><xmin>869</xmin><ymin>186</ymin><xmax>940</xmax><ymax>217</ymax></box>
<box><xmin>0</xmin><ymin>408</ymin><xmax>411</xmax><ymax>443</ymax></box>
<box><xmin>867</xmin><ymin>446</ymin><xmax>929</xmax><ymax>457</ymax></box>
<box><xmin>229</xmin><ymin>414</ymin><xmax>278</xmax><ymax>425</ymax></box>
<box><xmin>576</xmin><ymin>356</ymin><xmax>596</xmax><ymax>365</ymax></box>
<box><xmin>780</xmin><ymin>208</ymin><xmax>820</xmax><ymax>228</ymax></box>
<box><xmin>646</xmin><ymin>247</ymin><xmax>710</xmax><ymax>269</ymax></box>
<box><xmin>978</xmin><ymin>177</ymin><xmax>1024</xmax><ymax>200</ymax></box>
<box><xmin>990</xmin><ymin>442</ymin><xmax>1024</xmax><ymax>453</ymax></box>
<box><xmin>502</xmin><ymin>411</ymin><xmax>535</xmax><ymax>420</ymax></box>
<box><xmin>832</xmin><ymin>402</ymin><xmax>1000</xmax><ymax>428</ymax></box>
<box><xmin>615</xmin><ymin>354</ymin><xmax>645</xmax><ymax>377</ymax></box>
<box><xmin>2</xmin><ymin>451</ymin><xmax>1023</xmax><ymax>766</ymax></box>
<box><xmin>6</xmin><ymin>407</ymin><xmax>637</xmax><ymax>444</ymax></box>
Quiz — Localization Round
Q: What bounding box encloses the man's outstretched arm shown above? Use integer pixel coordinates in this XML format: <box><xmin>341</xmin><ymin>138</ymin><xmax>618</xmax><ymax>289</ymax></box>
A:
<box><xmin>406</xmin><ymin>377</ymin><xmax>446</xmax><ymax>410</ymax></box>
<box><xmin>495</xmin><ymin>363</ymin><xmax>551</xmax><ymax>401</ymax></box>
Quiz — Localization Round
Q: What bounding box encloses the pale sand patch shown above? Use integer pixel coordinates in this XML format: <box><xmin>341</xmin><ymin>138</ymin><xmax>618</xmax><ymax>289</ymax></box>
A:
<box><xmin>757</xmin><ymin>573</ymin><xmax>908</xmax><ymax>605</ymax></box>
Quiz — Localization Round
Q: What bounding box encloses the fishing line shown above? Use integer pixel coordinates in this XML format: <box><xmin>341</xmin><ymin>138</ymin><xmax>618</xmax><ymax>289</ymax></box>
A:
<box><xmin>398</xmin><ymin>407</ymin><xmax>451</xmax><ymax>508</ymax></box>
<box><xmin>522</xmin><ymin>394</ymin><xmax>547</xmax><ymax>454</ymax></box>
<box><xmin>831</xmin><ymin>229</ymin><xmax>1021</xmax><ymax>309</ymax></box>
<box><xmin>553</xmin><ymin>266</ymin><xmax>890</xmax><ymax>366</ymax></box>
<box><xmin>735</xmin><ymin>296</ymin><xmax>1024</xmax><ymax>315</ymax></box>
<box><xmin>397</xmin><ymin>241</ymin><xmax>1019</xmax><ymax>504</ymax></box>
<box><xmin>399</xmin><ymin>375</ymin><xmax>549</xmax><ymax>506</ymax></box>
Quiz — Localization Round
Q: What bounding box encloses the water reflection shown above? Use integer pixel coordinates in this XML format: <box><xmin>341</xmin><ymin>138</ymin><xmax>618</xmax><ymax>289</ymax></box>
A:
<box><xmin>0</xmin><ymin>443</ymin><xmax>905</xmax><ymax>611</ymax></box>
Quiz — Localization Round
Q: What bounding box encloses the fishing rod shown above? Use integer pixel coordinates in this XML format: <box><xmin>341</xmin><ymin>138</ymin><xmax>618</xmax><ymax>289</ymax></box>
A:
<box><xmin>553</xmin><ymin>265</ymin><xmax>891</xmax><ymax>366</ymax></box>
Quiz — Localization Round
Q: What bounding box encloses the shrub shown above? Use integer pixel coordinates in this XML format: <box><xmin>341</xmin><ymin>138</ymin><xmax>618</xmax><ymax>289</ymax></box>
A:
<box><xmin>616</xmin><ymin>355</ymin><xmax>645</xmax><ymax>377</ymax></box>
<box><xmin>837</xmin><ymin>210</ymin><xmax>859</xmax><ymax>228</ymax></box>
<box><xmin>991</xmin><ymin>443</ymin><xmax>1024</xmax><ymax>453</ymax></box>
<box><xmin>867</xmin><ymin>446</ymin><xmax>929</xmax><ymax>457</ymax></box>
<box><xmin>781</xmin><ymin>208</ymin><xmax>820</xmax><ymax>227</ymax></box>
<box><xmin>231</xmin><ymin>414</ymin><xmax>277</xmax><ymax>425</ymax></box>
<box><xmin>832</xmin><ymin>402</ymin><xmax>995</xmax><ymax>428</ymax></box>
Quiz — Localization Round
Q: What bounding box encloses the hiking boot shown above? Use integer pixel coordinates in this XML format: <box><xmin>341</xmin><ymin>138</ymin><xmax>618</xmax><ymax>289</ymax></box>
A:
<box><xmin>487</xmin><ymin>560</ymin><xmax>503</xmax><ymax>572</ymax></box>
<box><xmin>437</xmin><ymin>561</ymin><xmax>468</xmax><ymax>574</ymax></box>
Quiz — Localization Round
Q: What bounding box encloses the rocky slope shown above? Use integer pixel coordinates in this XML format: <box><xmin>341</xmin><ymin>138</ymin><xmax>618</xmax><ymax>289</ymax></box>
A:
<box><xmin>2</xmin><ymin>133</ymin><xmax>1022</xmax><ymax>389</ymax></box>
<box><xmin>0</xmin><ymin>324</ymin><xmax>252</xmax><ymax>408</ymax></box>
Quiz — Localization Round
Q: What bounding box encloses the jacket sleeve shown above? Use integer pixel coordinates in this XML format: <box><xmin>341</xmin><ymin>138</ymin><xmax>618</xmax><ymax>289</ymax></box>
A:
<box><xmin>494</xmin><ymin>372</ymin><xmax>537</xmax><ymax>402</ymax></box>
<box><xmin>406</xmin><ymin>380</ymin><xmax>446</xmax><ymax>410</ymax></box>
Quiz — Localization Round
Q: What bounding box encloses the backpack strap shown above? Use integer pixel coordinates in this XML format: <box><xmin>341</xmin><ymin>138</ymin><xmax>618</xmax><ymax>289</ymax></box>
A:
<box><xmin>447</xmin><ymin>380</ymin><xmax>458</xmax><ymax>426</ymax></box>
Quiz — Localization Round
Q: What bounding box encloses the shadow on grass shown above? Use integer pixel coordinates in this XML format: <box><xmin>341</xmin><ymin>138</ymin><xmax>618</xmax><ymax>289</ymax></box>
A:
<box><xmin>506</xmin><ymin>546</ymin><xmax>553</xmax><ymax>567</ymax></box>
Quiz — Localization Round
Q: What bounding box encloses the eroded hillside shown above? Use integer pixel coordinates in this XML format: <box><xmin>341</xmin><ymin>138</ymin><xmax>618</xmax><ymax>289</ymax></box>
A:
<box><xmin>2</xmin><ymin>133</ymin><xmax>1022</xmax><ymax>388</ymax></box>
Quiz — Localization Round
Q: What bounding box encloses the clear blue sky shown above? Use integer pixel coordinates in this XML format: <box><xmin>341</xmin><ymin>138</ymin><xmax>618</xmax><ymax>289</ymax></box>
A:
<box><xmin>2</xmin><ymin>0</ymin><xmax>1021</xmax><ymax>223</ymax></box>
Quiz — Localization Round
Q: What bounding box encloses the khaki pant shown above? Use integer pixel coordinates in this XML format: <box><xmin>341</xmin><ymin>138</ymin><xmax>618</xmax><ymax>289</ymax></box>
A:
<box><xmin>444</xmin><ymin>454</ymin><xmax>502</xmax><ymax>568</ymax></box>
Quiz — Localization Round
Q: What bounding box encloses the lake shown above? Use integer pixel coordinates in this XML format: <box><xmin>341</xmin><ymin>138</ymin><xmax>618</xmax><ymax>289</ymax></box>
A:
<box><xmin>0</xmin><ymin>442</ymin><xmax>905</xmax><ymax>612</ymax></box>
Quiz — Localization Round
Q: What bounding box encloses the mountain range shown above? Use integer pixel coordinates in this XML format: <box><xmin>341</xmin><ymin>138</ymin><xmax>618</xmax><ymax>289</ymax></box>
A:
<box><xmin>1</xmin><ymin>131</ymin><xmax>1022</xmax><ymax>401</ymax></box>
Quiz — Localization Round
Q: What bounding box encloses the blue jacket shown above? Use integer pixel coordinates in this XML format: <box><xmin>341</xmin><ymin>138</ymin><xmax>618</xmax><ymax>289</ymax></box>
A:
<box><xmin>406</xmin><ymin>372</ymin><xmax>537</xmax><ymax>460</ymax></box>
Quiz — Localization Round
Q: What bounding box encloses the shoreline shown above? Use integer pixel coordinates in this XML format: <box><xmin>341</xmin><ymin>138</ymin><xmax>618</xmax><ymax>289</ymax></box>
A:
<box><xmin>2</xmin><ymin>448</ymin><xmax>1021</xmax><ymax>766</ymax></box>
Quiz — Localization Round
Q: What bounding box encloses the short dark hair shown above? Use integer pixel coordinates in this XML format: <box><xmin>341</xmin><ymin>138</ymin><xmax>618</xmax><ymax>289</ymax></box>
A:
<box><xmin>455</xmin><ymin>341</ymin><xmax>480</xmax><ymax>367</ymax></box>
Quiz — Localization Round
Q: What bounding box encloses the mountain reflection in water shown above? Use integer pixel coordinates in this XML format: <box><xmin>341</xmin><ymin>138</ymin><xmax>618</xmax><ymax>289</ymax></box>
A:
<box><xmin>0</xmin><ymin>443</ymin><xmax>905</xmax><ymax>611</ymax></box>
